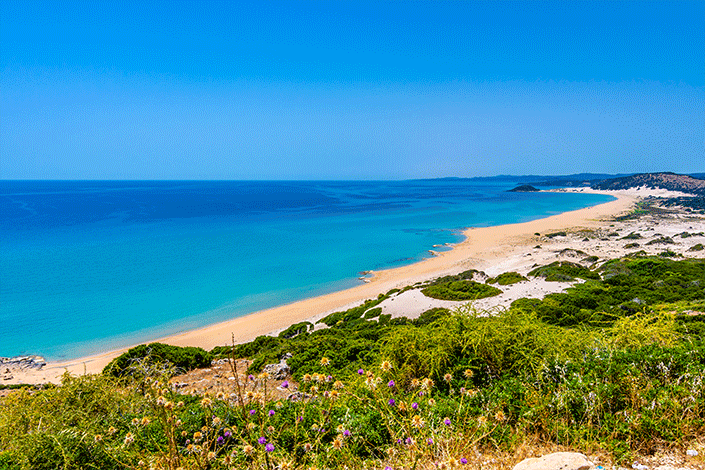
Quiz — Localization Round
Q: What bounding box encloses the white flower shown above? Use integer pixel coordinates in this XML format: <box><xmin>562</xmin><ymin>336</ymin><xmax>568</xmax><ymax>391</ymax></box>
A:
<box><xmin>686</xmin><ymin>449</ymin><xmax>698</xmax><ymax>457</ymax></box>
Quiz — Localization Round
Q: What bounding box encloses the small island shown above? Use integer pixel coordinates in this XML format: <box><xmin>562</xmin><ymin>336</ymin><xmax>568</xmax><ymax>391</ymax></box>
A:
<box><xmin>508</xmin><ymin>184</ymin><xmax>540</xmax><ymax>192</ymax></box>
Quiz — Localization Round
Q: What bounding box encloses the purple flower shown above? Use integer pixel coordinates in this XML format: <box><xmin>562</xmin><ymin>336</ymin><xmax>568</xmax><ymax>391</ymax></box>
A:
<box><xmin>265</xmin><ymin>443</ymin><xmax>275</xmax><ymax>452</ymax></box>
<box><xmin>412</xmin><ymin>402</ymin><xmax>418</xmax><ymax>410</ymax></box>
<box><xmin>418</xmin><ymin>391</ymin><xmax>424</xmax><ymax>397</ymax></box>
<box><xmin>427</xmin><ymin>438</ymin><xmax>434</xmax><ymax>445</ymax></box>
<box><xmin>460</xmin><ymin>457</ymin><xmax>468</xmax><ymax>464</ymax></box>
<box><xmin>388</xmin><ymin>380</ymin><xmax>395</xmax><ymax>388</ymax></box>
<box><xmin>249</xmin><ymin>409</ymin><xmax>256</xmax><ymax>416</ymax></box>
<box><xmin>405</xmin><ymin>437</ymin><xmax>412</xmax><ymax>445</ymax></box>
<box><xmin>388</xmin><ymin>398</ymin><xmax>395</xmax><ymax>406</ymax></box>
<box><xmin>281</xmin><ymin>380</ymin><xmax>289</xmax><ymax>388</ymax></box>
<box><xmin>358</xmin><ymin>368</ymin><xmax>364</xmax><ymax>375</ymax></box>
<box><xmin>297</xmin><ymin>416</ymin><xmax>303</xmax><ymax>422</ymax></box>
<box><xmin>216</xmin><ymin>436</ymin><xmax>224</xmax><ymax>445</ymax></box>
<box><xmin>258</xmin><ymin>436</ymin><xmax>267</xmax><ymax>445</ymax></box>
<box><xmin>248</xmin><ymin>374</ymin><xmax>254</xmax><ymax>381</ymax></box>
<box><xmin>443</xmin><ymin>417</ymin><xmax>451</xmax><ymax>426</ymax></box>
<box><xmin>326</xmin><ymin>375</ymin><xmax>332</xmax><ymax>382</ymax></box>
<box><xmin>385</xmin><ymin>466</ymin><xmax>393</xmax><ymax>470</ymax></box>
<box><xmin>268</xmin><ymin>410</ymin><xmax>275</xmax><ymax>417</ymax></box>
<box><xmin>224</xmin><ymin>430</ymin><xmax>231</xmax><ymax>438</ymax></box>
<box><xmin>343</xmin><ymin>429</ymin><xmax>350</xmax><ymax>437</ymax></box>
<box><xmin>185</xmin><ymin>439</ymin><xmax>191</xmax><ymax>445</ymax></box>
<box><xmin>396</xmin><ymin>438</ymin><xmax>402</xmax><ymax>444</ymax></box>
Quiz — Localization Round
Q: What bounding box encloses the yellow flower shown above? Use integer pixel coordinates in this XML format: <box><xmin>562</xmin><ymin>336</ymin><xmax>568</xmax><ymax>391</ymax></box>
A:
<box><xmin>193</xmin><ymin>431</ymin><xmax>203</xmax><ymax>441</ymax></box>
<box><xmin>478</xmin><ymin>416</ymin><xmax>487</xmax><ymax>425</ymax></box>
<box><xmin>140</xmin><ymin>416</ymin><xmax>151</xmax><ymax>426</ymax></box>
<box><xmin>380</xmin><ymin>360</ymin><xmax>392</xmax><ymax>372</ymax></box>
<box><xmin>303</xmin><ymin>442</ymin><xmax>313</xmax><ymax>452</ymax></box>
<box><xmin>131</xmin><ymin>418</ymin><xmax>140</xmax><ymax>426</ymax></box>
<box><xmin>463</xmin><ymin>368</ymin><xmax>474</xmax><ymax>378</ymax></box>
<box><xmin>201</xmin><ymin>397</ymin><xmax>212</xmax><ymax>407</ymax></box>
<box><xmin>332</xmin><ymin>437</ymin><xmax>343</xmax><ymax>450</ymax></box>
<box><xmin>94</xmin><ymin>434</ymin><xmax>103</xmax><ymax>443</ymax></box>
<box><xmin>216</xmin><ymin>391</ymin><xmax>225</xmax><ymax>399</ymax></box>
<box><xmin>443</xmin><ymin>373</ymin><xmax>453</xmax><ymax>382</ymax></box>
<box><xmin>207</xmin><ymin>451</ymin><xmax>216</xmax><ymax>460</ymax></box>
<box><xmin>243</xmin><ymin>444</ymin><xmax>255</xmax><ymax>455</ymax></box>
<box><xmin>411</xmin><ymin>415</ymin><xmax>425</xmax><ymax>428</ymax></box>
<box><xmin>421</xmin><ymin>378</ymin><xmax>434</xmax><ymax>390</ymax></box>
<box><xmin>411</xmin><ymin>378</ymin><xmax>421</xmax><ymax>388</ymax></box>
<box><xmin>247</xmin><ymin>422</ymin><xmax>256</xmax><ymax>431</ymax></box>
<box><xmin>320</xmin><ymin>357</ymin><xmax>330</xmax><ymax>366</ymax></box>
<box><xmin>212</xmin><ymin>417</ymin><xmax>222</xmax><ymax>426</ymax></box>
<box><xmin>428</xmin><ymin>398</ymin><xmax>436</xmax><ymax>406</ymax></box>
<box><xmin>107</xmin><ymin>426</ymin><xmax>117</xmax><ymax>435</ymax></box>
<box><xmin>124</xmin><ymin>432</ymin><xmax>134</xmax><ymax>445</ymax></box>
<box><xmin>495</xmin><ymin>410</ymin><xmax>506</xmax><ymax>422</ymax></box>
<box><xmin>156</xmin><ymin>396</ymin><xmax>166</xmax><ymax>406</ymax></box>
<box><xmin>333</xmin><ymin>380</ymin><xmax>344</xmax><ymax>389</ymax></box>
<box><xmin>303</xmin><ymin>374</ymin><xmax>312</xmax><ymax>383</ymax></box>
<box><xmin>448</xmin><ymin>457</ymin><xmax>459</xmax><ymax>468</ymax></box>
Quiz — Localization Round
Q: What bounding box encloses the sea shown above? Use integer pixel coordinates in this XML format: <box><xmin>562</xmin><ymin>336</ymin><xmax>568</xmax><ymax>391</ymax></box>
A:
<box><xmin>0</xmin><ymin>179</ymin><xmax>614</xmax><ymax>361</ymax></box>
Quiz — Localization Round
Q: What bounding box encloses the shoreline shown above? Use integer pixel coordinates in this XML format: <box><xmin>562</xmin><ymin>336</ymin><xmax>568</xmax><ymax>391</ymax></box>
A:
<box><xmin>9</xmin><ymin>190</ymin><xmax>639</xmax><ymax>384</ymax></box>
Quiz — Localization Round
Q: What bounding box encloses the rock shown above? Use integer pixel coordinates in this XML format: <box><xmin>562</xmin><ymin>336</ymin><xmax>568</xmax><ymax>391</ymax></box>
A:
<box><xmin>263</xmin><ymin>360</ymin><xmax>290</xmax><ymax>380</ymax></box>
<box><xmin>513</xmin><ymin>452</ymin><xmax>593</xmax><ymax>470</ymax></box>
<box><xmin>508</xmin><ymin>185</ymin><xmax>540</xmax><ymax>192</ymax></box>
<box><xmin>0</xmin><ymin>355</ymin><xmax>46</xmax><ymax>370</ymax></box>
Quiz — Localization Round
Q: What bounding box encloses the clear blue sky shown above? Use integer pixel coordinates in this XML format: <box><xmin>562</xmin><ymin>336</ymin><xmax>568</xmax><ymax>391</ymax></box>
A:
<box><xmin>2</xmin><ymin>1</ymin><xmax>703</xmax><ymax>179</ymax></box>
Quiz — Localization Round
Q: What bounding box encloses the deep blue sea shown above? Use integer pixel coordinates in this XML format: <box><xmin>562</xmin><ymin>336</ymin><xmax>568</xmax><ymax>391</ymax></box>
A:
<box><xmin>1</xmin><ymin>180</ymin><xmax>614</xmax><ymax>360</ymax></box>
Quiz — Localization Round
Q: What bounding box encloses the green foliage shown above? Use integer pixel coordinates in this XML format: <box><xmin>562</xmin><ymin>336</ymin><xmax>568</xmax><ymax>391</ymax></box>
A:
<box><xmin>689</xmin><ymin>243</ymin><xmax>704</xmax><ymax>252</ymax></box>
<box><xmin>486</xmin><ymin>271</ymin><xmax>527</xmax><ymax>285</ymax></box>
<box><xmin>624</xmin><ymin>242</ymin><xmax>640</xmax><ymax>249</ymax></box>
<box><xmin>278</xmin><ymin>321</ymin><xmax>313</xmax><ymax>339</ymax></box>
<box><xmin>545</xmin><ymin>231</ymin><xmax>567</xmax><ymax>238</ymax></box>
<box><xmin>528</xmin><ymin>261</ymin><xmax>600</xmax><ymax>282</ymax></box>
<box><xmin>646</xmin><ymin>236</ymin><xmax>675</xmax><ymax>245</ymax></box>
<box><xmin>422</xmin><ymin>280</ymin><xmax>501</xmax><ymax>301</ymax></box>
<box><xmin>621</xmin><ymin>232</ymin><xmax>642</xmax><ymax>240</ymax></box>
<box><xmin>103</xmin><ymin>343</ymin><xmax>212</xmax><ymax>378</ymax></box>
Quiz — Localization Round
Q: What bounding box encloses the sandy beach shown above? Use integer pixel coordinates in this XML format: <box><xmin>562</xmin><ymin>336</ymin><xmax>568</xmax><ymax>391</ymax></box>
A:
<box><xmin>7</xmin><ymin>188</ymin><xmax>705</xmax><ymax>385</ymax></box>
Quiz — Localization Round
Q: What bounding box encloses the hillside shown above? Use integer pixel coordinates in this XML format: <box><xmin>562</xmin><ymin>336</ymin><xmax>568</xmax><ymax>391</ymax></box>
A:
<box><xmin>591</xmin><ymin>172</ymin><xmax>705</xmax><ymax>195</ymax></box>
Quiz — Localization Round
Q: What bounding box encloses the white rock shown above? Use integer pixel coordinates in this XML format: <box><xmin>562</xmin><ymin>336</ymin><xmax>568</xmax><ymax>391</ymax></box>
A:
<box><xmin>513</xmin><ymin>452</ymin><xmax>593</xmax><ymax>470</ymax></box>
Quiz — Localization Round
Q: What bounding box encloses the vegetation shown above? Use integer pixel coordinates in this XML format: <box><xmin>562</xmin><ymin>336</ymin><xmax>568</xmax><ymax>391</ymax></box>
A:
<box><xmin>486</xmin><ymin>271</ymin><xmax>527</xmax><ymax>285</ymax></box>
<box><xmin>527</xmin><ymin>261</ymin><xmax>600</xmax><ymax>282</ymax></box>
<box><xmin>103</xmin><ymin>343</ymin><xmax>213</xmax><ymax>378</ymax></box>
<box><xmin>2</xmin><ymin>256</ymin><xmax>705</xmax><ymax>469</ymax></box>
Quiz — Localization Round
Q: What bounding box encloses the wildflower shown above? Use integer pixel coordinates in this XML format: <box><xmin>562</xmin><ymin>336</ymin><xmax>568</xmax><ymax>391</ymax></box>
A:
<box><xmin>443</xmin><ymin>417</ymin><xmax>452</xmax><ymax>426</ymax></box>
<box><xmin>365</xmin><ymin>377</ymin><xmax>376</xmax><ymax>389</ymax></box>
<box><xmin>380</xmin><ymin>360</ymin><xmax>392</xmax><ymax>372</ymax></box>
<box><xmin>460</xmin><ymin>457</ymin><xmax>468</xmax><ymax>464</ymax></box>
<box><xmin>478</xmin><ymin>416</ymin><xmax>487</xmax><ymax>425</ymax></box>
<box><xmin>388</xmin><ymin>380</ymin><xmax>395</xmax><ymax>388</ymax></box>
<box><xmin>217</xmin><ymin>436</ymin><xmax>224</xmax><ymax>445</ymax></box>
<box><xmin>303</xmin><ymin>374</ymin><xmax>312</xmax><ymax>383</ymax></box>
<box><xmin>249</xmin><ymin>409</ymin><xmax>256</xmax><ymax>415</ymax></box>
<box><xmin>385</xmin><ymin>467</ymin><xmax>393</xmax><ymax>470</ymax></box>
<box><xmin>281</xmin><ymin>380</ymin><xmax>289</xmax><ymax>388</ymax></box>
<box><xmin>303</xmin><ymin>442</ymin><xmax>313</xmax><ymax>452</ymax></box>
<box><xmin>463</xmin><ymin>369</ymin><xmax>474</xmax><ymax>378</ymax></box>
<box><xmin>398</xmin><ymin>401</ymin><xmax>407</xmax><ymax>411</ymax></box>
<box><xmin>443</xmin><ymin>373</ymin><xmax>453</xmax><ymax>382</ymax></box>
<box><xmin>201</xmin><ymin>397</ymin><xmax>212</xmax><ymax>407</ymax></box>
<box><xmin>258</xmin><ymin>372</ymin><xmax>268</xmax><ymax>380</ymax></box>
<box><xmin>320</xmin><ymin>357</ymin><xmax>330</xmax><ymax>366</ymax></box>
<box><xmin>447</xmin><ymin>457</ymin><xmax>459</xmax><ymax>468</ymax></box>
<box><xmin>131</xmin><ymin>418</ymin><xmax>140</xmax><ymax>426</ymax></box>
<box><xmin>334</xmin><ymin>380</ymin><xmax>344</xmax><ymax>389</ymax></box>
<box><xmin>438</xmin><ymin>462</ymin><xmax>449</xmax><ymax>470</ymax></box>
<box><xmin>495</xmin><ymin>411</ymin><xmax>506</xmax><ymax>422</ymax></box>
<box><xmin>267</xmin><ymin>425</ymin><xmax>275</xmax><ymax>433</ymax></box>
<box><xmin>258</xmin><ymin>436</ymin><xmax>267</xmax><ymax>445</ymax></box>
<box><xmin>107</xmin><ymin>426</ymin><xmax>117</xmax><ymax>435</ymax></box>
<box><xmin>213</xmin><ymin>416</ymin><xmax>222</xmax><ymax>426</ymax></box>
<box><xmin>156</xmin><ymin>396</ymin><xmax>166</xmax><ymax>406</ymax></box>
<box><xmin>94</xmin><ymin>434</ymin><xmax>103</xmax><ymax>443</ymax></box>
<box><xmin>164</xmin><ymin>400</ymin><xmax>174</xmax><ymax>410</ymax></box>
<box><xmin>124</xmin><ymin>432</ymin><xmax>134</xmax><ymax>445</ymax></box>
<box><xmin>265</xmin><ymin>443</ymin><xmax>275</xmax><ymax>452</ymax></box>
<box><xmin>181</xmin><ymin>431</ymin><xmax>187</xmax><ymax>437</ymax></box>
<box><xmin>412</xmin><ymin>402</ymin><xmax>419</xmax><ymax>410</ymax></box>
<box><xmin>388</xmin><ymin>398</ymin><xmax>396</xmax><ymax>406</ymax></box>
<box><xmin>343</xmin><ymin>429</ymin><xmax>351</xmax><ymax>437</ymax></box>
<box><xmin>269</xmin><ymin>409</ymin><xmax>275</xmax><ymax>417</ymax></box>
<box><xmin>193</xmin><ymin>432</ymin><xmax>203</xmax><ymax>442</ymax></box>
<box><xmin>421</xmin><ymin>378</ymin><xmax>434</xmax><ymax>390</ymax></box>
<box><xmin>177</xmin><ymin>401</ymin><xmax>184</xmax><ymax>407</ymax></box>
<box><xmin>224</xmin><ymin>430</ymin><xmax>232</xmax><ymax>438</ymax></box>
<box><xmin>427</xmin><ymin>438</ymin><xmax>434</xmax><ymax>445</ymax></box>
<box><xmin>428</xmin><ymin>398</ymin><xmax>436</xmax><ymax>406</ymax></box>
<box><xmin>326</xmin><ymin>375</ymin><xmax>332</xmax><ymax>382</ymax></box>
<box><xmin>358</xmin><ymin>368</ymin><xmax>364</xmax><ymax>374</ymax></box>
<box><xmin>411</xmin><ymin>415</ymin><xmax>425</xmax><ymax>428</ymax></box>
<box><xmin>330</xmin><ymin>390</ymin><xmax>340</xmax><ymax>399</ymax></box>
<box><xmin>332</xmin><ymin>437</ymin><xmax>343</xmax><ymax>449</ymax></box>
<box><xmin>207</xmin><ymin>451</ymin><xmax>216</xmax><ymax>460</ymax></box>
<box><xmin>275</xmin><ymin>401</ymin><xmax>283</xmax><ymax>409</ymax></box>
<box><xmin>411</xmin><ymin>378</ymin><xmax>420</xmax><ymax>388</ymax></box>
<box><xmin>243</xmin><ymin>444</ymin><xmax>255</xmax><ymax>455</ymax></box>
<box><xmin>247</xmin><ymin>422</ymin><xmax>256</xmax><ymax>431</ymax></box>
<box><xmin>216</xmin><ymin>391</ymin><xmax>225</xmax><ymax>399</ymax></box>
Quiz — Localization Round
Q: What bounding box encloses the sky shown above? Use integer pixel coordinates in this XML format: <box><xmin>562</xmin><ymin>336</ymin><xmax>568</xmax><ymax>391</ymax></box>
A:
<box><xmin>1</xmin><ymin>1</ymin><xmax>703</xmax><ymax>180</ymax></box>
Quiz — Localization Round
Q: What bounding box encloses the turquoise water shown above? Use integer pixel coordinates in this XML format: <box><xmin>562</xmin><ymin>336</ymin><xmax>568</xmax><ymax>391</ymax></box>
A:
<box><xmin>0</xmin><ymin>180</ymin><xmax>614</xmax><ymax>360</ymax></box>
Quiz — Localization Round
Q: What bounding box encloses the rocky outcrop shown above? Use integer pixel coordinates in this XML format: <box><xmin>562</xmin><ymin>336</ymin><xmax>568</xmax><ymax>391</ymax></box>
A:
<box><xmin>1</xmin><ymin>355</ymin><xmax>46</xmax><ymax>370</ymax></box>
<box><xmin>263</xmin><ymin>359</ymin><xmax>290</xmax><ymax>380</ymax></box>
<box><xmin>513</xmin><ymin>452</ymin><xmax>593</xmax><ymax>470</ymax></box>
<box><xmin>509</xmin><ymin>184</ymin><xmax>540</xmax><ymax>192</ymax></box>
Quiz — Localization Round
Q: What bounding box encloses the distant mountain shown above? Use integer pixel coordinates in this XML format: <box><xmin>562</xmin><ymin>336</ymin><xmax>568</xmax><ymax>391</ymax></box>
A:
<box><xmin>508</xmin><ymin>184</ymin><xmax>540</xmax><ymax>192</ymax></box>
<box><xmin>591</xmin><ymin>172</ymin><xmax>705</xmax><ymax>195</ymax></box>
<box><xmin>528</xmin><ymin>173</ymin><xmax>635</xmax><ymax>187</ymax></box>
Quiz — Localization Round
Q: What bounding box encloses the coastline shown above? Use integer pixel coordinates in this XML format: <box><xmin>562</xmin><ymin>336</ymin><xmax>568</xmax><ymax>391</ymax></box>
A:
<box><xmin>10</xmin><ymin>190</ymin><xmax>638</xmax><ymax>384</ymax></box>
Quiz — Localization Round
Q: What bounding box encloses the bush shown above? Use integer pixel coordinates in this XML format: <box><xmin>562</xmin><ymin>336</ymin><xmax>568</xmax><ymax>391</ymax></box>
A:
<box><xmin>486</xmin><ymin>271</ymin><xmax>527</xmax><ymax>285</ymax></box>
<box><xmin>528</xmin><ymin>261</ymin><xmax>600</xmax><ymax>282</ymax></box>
<box><xmin>421</xmin><ymin>280</ymin><xmax>502</xmax><ymax>301</ymax></box>
<box><xmin>103</xmin><ymin>343</ymin><xmax>212</xmax><ymax>377</ymax></box>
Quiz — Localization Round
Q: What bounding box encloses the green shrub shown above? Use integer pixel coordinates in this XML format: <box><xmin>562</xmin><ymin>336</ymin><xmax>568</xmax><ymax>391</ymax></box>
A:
<box><xmin>278</xmin><ymin>321</ymin><xmax>313</xmax><ymax>339</ymax></box>
<box><xmin>486</xmin><ymin>271</ymin><xmax>527</xmax><ymax>285</ymax></box>
<box><xmin>422</xmin><ymin>280</ymin><xmax>502</xmax><ymax>301</ymax></box>
<box><xmin>689</xmin><ymin>243</ymin><xmax>704</xmax><ymax>252</ymax></box>
<box><xmin>103</xmin><ymin>343</ymin><xmax>212</xmax><ymax>377</ymax></box>
<box><xmin>528</xmin><ymin>261</ymin><xmax>600</xmax><ymax>282</ymax></box>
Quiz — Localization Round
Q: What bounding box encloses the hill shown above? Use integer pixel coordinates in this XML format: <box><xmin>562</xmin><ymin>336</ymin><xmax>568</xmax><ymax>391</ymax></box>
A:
<box><xmin>591</xmin><ymin>172</ymin><xmax>705</xmax><ymax>195</ymax></box>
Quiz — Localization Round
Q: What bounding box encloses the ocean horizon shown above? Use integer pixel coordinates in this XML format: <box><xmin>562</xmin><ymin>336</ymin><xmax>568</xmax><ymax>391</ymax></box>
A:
<box><xmin>1</xmin><ymin>179</ymin><xmax>614</xmax><ymax>361</ymax></box>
